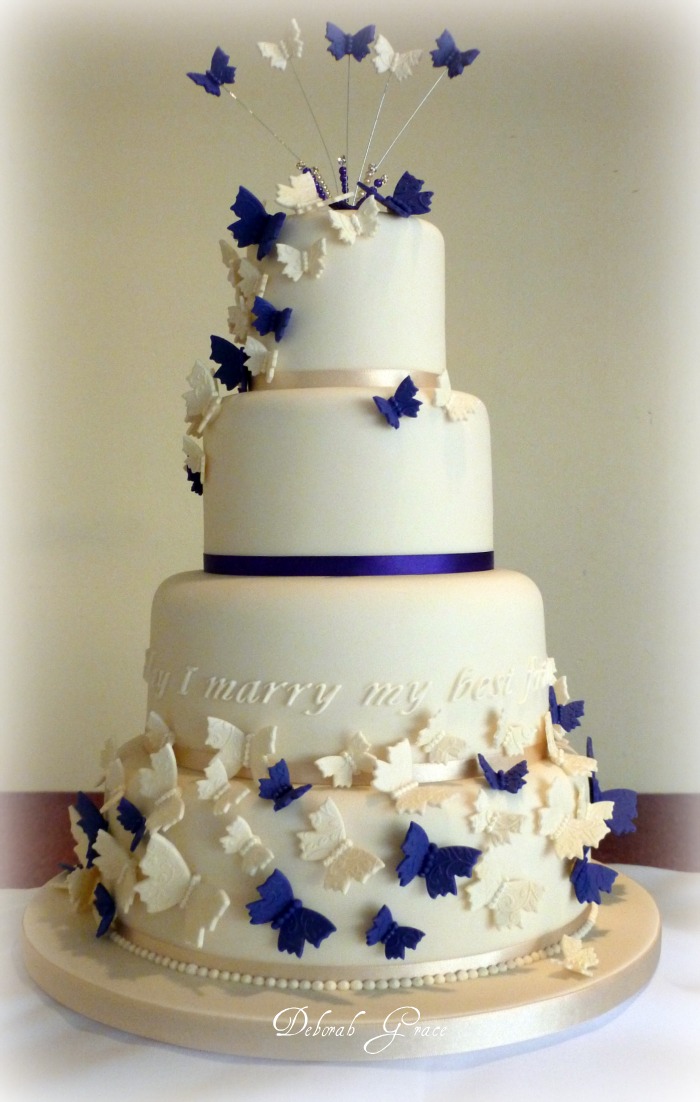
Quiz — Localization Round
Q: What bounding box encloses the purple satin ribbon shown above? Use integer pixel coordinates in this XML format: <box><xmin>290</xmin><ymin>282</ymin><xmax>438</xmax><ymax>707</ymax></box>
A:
<box><xmin>203</xmin><ymin>551</ymin><xmax>494</xmax><ymax>577</ymax></box>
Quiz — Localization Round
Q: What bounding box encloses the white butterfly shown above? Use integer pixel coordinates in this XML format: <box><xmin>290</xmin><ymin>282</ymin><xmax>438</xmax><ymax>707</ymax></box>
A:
<box><xmin>297</xmin><ymin>798</ymin><xmax>384</xmax><ymax>893</ymax></box>
<box><xmin>196</xmin><ymin>757</ymin><xmax>247</xmax><ymax>816</ymax></box>
<box><xmin>93</xmin><ymin>829</ymin><xmax>137</xmax><ymax>913</ymax></box>
<box><xmin>183</xmin><ymin>360</ymin><xmax>221</xmax><ymax>435</ymax></box>
<box><xmin>433</xmin><ymin>373</ymin><xmax>481</xmax><ymax>422</ymax></box>
<box><xmin>544</xmin><ymin>713</ymin><xmax>596</xmax><ymax>777</ymax></box>
<box><xmin>276</xmin><ymin>172</ymin><xmax>322</xmax><ymax>212</ymax></box>
<box><xmin>143</xmin><ymin>711</ymin><xmax>174</xmax><ymax>753</ymax></box>
<box><xmin>227</xmin><ymin>300</ymin><xmax>253</xmax><ymax>342</ymax></box>
<box><xmin>314</xmin><ymin>731</ymin><xmax>376</xmax><ymax>788</ymax></box>
<box><xmin>204</xmin><ymin>719</ymin><xmax>277</xmax><ymax>781</ymax></box>
<box><xmin>327</xmin><ymin>195</ymin><xmax>379</xmax><ymax>245</ymax></box>
<box><xmin>415</xmin><ymin>715</ymin><xmax>466</xmax><ymax>764</ymax></box>
<box><xmin>257</xmin><ymin>19</ymin><xmax>303</xmax><ymax>70</ymax></box>
<box><xmin>100</xmin><ymin>741</ymin><xmax>125</xmax><ymax>812</ymax></box>
<box><xmin>372</xmin><ymin>34</ymin><xmax>423</xmax><ymax>80</ymax></box>
<box><xmin>220</xmin><ymin>816</ymin><xmax>274</xmax><ymax>876</ymax></box>
<box><xmin>135</xmin><ymin>833</ymin><xmax>230</xmax><ymax>948</ymax></box>
<box><xmin>244</xmin><ymin>335</ymin><xmax>277</xmax><ymax>383</ymax></box>
<box><xmin>276</xmin><ymin>238</ymin><xmax>327</xmax><ymax>281</ymax></box>
<box><xmin>464</xmin><ymin>859</ymin><xmax>543</xmax><ymax>929</ymax></box>
<box><xmin>492</xmin><ymin>712</ymin><xmax>537</xmax><ymax>757</ymax></box>
<box><xmin>561</xmin><ymin>933</ymin><xmax>598</xmax><ymax>976</ymax></box>
<box><xmin>220</xmin><ymin>240</ymin><xmax>266</xmax><ymax>299</ymax></box>
<box><xmin>469</xmin><ymin>788</ymin><xmax>525</xmax><ymax>846</ymax></box>
<box><xmin>372</xmin><ymin>738</ymin><xmax>459</xmax><ymax>814</ymax></box>
<box><xmin>135</xmin><ymin>742</ymin><xmax>185</xmax><ymax>834</ymax></box>
<box><xmin>182</xmin><ymin>434</ymin><xmax>205</xmax><ymax>484</ymax></box>
<box><xmin>538</xmin><ymin>775</ymin><xmax>613</xmax><ymax>860</ymax></box>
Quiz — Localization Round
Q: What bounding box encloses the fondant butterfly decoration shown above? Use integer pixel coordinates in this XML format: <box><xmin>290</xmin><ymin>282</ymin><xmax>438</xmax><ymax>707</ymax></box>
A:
<box><xmin>433</xmin><ymin>373</ymin><xmax>481</xmax><ymax>423</ymax></box>
<box><xmin>587</xmin><ymin>737</ymin><xmax>638</xmax><ymax>836</ymax></box>
<box><xmin>372</xmin><ymin>738</ymin><xmax>459</xmax><ymax>813</ymax></box>
<box><xmin>275</xmin><ymin>238</ymin><xmax>327</xmax><ymax>282</ymax></box>
<box><xmin>252</xmin><ymin>296</ymin><xmax>292</xmax><ymax>342</ymax></box>
<box><xmin>229</xmin><ymin>186</ymin><xmax>287</xmax><ymax>261</ymax></box>
<box><xmin>297</xmin><ymin>798</ymin><xmax>384</xmax><ymax>893</ymax></box>
<box><xmin>135</xmin><ymin>832</ymin><xmax>230</xmax><ymax>948</ymax></box>
<box><xmin>64</xmin><ymin>804</ymin><xmax>101</xmax><ymax>912</ymax></box>
<box><xmin>375</xmin><ymin>172</ymin><xmax>433</xmax><ymax>218</ymax></box>
<box><xmin>244</xmin><ymin>335</ymin><xmax>278</xmax><ymax>383</ymax></box>
<box><xmin>538</xmin><ymin>775</ymin><xmax>613</xmax><ymax>860</ymax></box>
<box><xmin>197</xmin><ymin>757</ymin><xmax>249</xmax><ymax>816</ymax></box>
<box><xmin>219</xmin><ymin>240</ymin><xmax>266</xmax><ymax>299</ymax></box>
<box><xmin>246</xmin><ymin>869</ymin><xmax>336</xmax><ymax>957</ymax></box>
<box><xmin>93</xmin><ymin>828</ymin><xmax>138</xmax><ymax>913</ymax></box>
<box><xmin>257</xmin><ymin>19</ymin><xmax>303</xmax><ymax>70</ymax></box>
<box><xmin>204</xmin><ymin>718</ymin><xmax>277</xmax><ymax>782</ymax></box>
<box><xmin>549</xmin><ymin>677</ymin><xmax>585</xmax><ymax>732</ymax></box>
<box><xmin>415</xmin><ymin>715</ymin><xmax>466</xmax><ymax>764</ymax></box>
<box><xmin>430</xmin><ymin>29</ymin><xmax>480</xmax><ymax>78</ymax></box>
<box><xmin>366</xmin><ymin>904</ymin><xmax>424</xmax><ymax>960</ymax></box>
<box><xmin>560</xmin><ymin>933</ymin><xmax>598</xmax><ymax>977</ymax></box>
<box><xmin>544</xmin><ymin>714</ymin><xmax>596</xmax><ymax>778</ymax></box>
<box><xmin>276</xmin><ymin>172</ymin><xmax>327</xmax><ymax>212</ymax></box>
<box><xmin>187</xmin><ymin>46</ymin><xmax>236</xmax><ymax>95</ymax></box>
<box><xmin>469</xmin><ymin>788</ymin><xmax>525</xmax><ymax>846</ymax></box>
<box><xmin>73</xmin><ymin>792</ymin><xmax>109</xmax><ymax>868</ymax></box>
<box><xmin>99</xmin><ymin>741</ymin><xmax>126</xmax><ymax>813</ymax></box>
<box><xmin>115</xmin><ymin>796</ymin><xmax>147</xmax><ymax>851</ymax></box>
<box><xmin>327</xmin><ymin>194</ymin><xmax>379</xmax><ymax>244</ymax></box>
<box><xmin>314</xmin><ymin>731</ymin><xmax>376</xmax><ymax>787</ymax></box>
<box><xmin>258</xmin><ymin>759</ymin><xmax>312</xmax><ymax>811</ymax></box>
<box><xmin>93</xmin><ymin>882</ymin><xmax>116</xmax><ymax>938</ymax></box>
<box><xmin>142</xmin><ymin>711</ymin><xmax>174</xmax><ymax>753</ymax></box>
<box><xmin>220</xmin><ymin>816</ymin><xmax>274</xmax><ymax>877</ymax></box>
<box><xmin>570</xmin><ymin>851</ymin><xmax>618</xmax><ymax>904</ymax></box>
<box><xmin>373</xmin><ymin>376</ymin><xmax>422</xmax><ymax>429</ymax></box>
<box><xmin>397</xmin><ymin>821</ymin><xmax>481</xmax><ymax>898</ymax></box>
<box><xmin>372</xmin><ymin>35</ymin><xmax>422</xmax><ymax>81</ymax></box>
<box><xmin>183</xmin><ymin>360</ymin><xmax>221</xmax><ymax>436</ymax></box>
<box><xmin>135</xmin><ymin>742</ymin><xmax>185</xmax><ymax>834</ymax></box>
<box><xmin>478</xmin><ymin>753</ymin><xmax>529</xmax><ymax>794</ymax></box>
<box><xmin>465</xmin><ymin>861</ymin><xmax>544</xmax><ymax>930</ymax></box>
<box><xmin>209</xmin><ymin>334</ymin><xmax>250</xmax><ymax>393</ymax></box>
<box><xmin>228</xmin><ymin>300</ymin><xmax>253</xmax><ymax>343</ymax></box>
<box><xmin>183</xmin><ymin>435</ymin><xmax>205</xmax><ymax>496</ymax></box>
<box><xmin>491</xmin><ymin>709</ymin><xmax>537</xmax><ymax>757</ymax></box>
<box><xmin>325</xmin><ymin>23</ymin><xmax>376</xmax><ymax>62</ymax></box>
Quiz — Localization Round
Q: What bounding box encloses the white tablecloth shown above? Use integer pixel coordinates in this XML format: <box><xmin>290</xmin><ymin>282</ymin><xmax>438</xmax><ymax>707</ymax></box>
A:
<box><xmin>2</xmin><ymin>866</ymin><xmax>698</xmax><ymax>1102</ymax></box>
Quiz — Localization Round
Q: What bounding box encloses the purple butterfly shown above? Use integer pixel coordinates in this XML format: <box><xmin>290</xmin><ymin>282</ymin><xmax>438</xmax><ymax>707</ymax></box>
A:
<box><xmin>570</xmin><ymin>852</ymin><xmax>618</xmax><ymax>904</ymax></box>
<box><xmin>325</xmin><ymin>23</ymin><xmax>376</xmax><ymax>62</ymax></box>
<box><xmin>116</xmin><ymin>797</ymin><xmax>146</xmax><ymax>852</ymax></box>
<box><xmin>228</xmin><ymin>187</ymin><xmax>286</xmax><ymax>261</ymax></box>
<box><xmin>366</xmin><ymin>904</ymin><xmax>424</xmax><ymax>960</ymax></box>
<box><xmin>478</xmin><ymin>754</ymin><xmax>529</xmax><ymax>794</ymax></box>
<box><xmin>74</xmin><ymin>792</ymin><xmax>109</xmax><ymax>867</ymax></box>
<box><xmin>549</xmin><ymin>686</ymin><xmax>585</xmax><ymax>732</ymax></box>
<box><xmin>378</xmin><ymin>172</ymin><xmax>433</xmax><ymax>218</ymax></box>
<box><xmin>187</xmin><ymin>47</ymin><xmax>236</xmax><ymax>96</ymax></box>
<box><xmin>258</xmin><ymin>759</ymin><xmax>311</xmax><ymax>811</ymax></box>
<box><xmin>252</xmin><ymin>296</ymin><xmax>293</xmax><ymax>342</ymax></box>
<box><xmin>210</xmin><ymin>335</ymin><xmax>250</xmax><ymax>392</ymax></box>
<box><xmin>397</xmin><ymin>821</ymin><xmax>481</xmax><ymax>898</ymax></box>
<box><xmin>185</xmin><ymin>466</ymin><xmax>203</xmax><ymax>496</ymax></box>
<box><xmin>373</xmin><ymin>375</ymin><xmax>422</xmax><ymax>428</ymax></box>
<box><xmin>93</xmin><ymin>882</ymin><xmax>116</xmax><ymax>938</ymax></box>
<box><xmin>430</xmin><ymin>30</ymin><xmax>480</xmax><ymax>78</ymax></box>
<box><xmin>587</xmin><ymin>738</ymin><xmax>638</xmax><ymax>836</ymax></box>
<box><xmin>246</xmin><ymin>869</ymin><xmax>336</xmax><ymax>957</ymax></box>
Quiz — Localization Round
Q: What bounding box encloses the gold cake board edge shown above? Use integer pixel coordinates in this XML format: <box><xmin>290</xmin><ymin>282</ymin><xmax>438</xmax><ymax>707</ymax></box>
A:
<box><xmin>21</xmin><ymin>873</ymin><xmax>660</xmax><ymax>1062</ymax></box>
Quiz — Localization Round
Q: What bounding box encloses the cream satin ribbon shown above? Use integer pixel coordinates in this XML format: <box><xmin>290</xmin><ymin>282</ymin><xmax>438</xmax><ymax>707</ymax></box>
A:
<box><xmin>252</xmin><ymin>368</ymin><xmax>443</xmax><ymax>392</ymax></box>
<box><xmin>114</xmin><ymin>905</ymin><xmax>597</xmax><ymax>986</ymax></box>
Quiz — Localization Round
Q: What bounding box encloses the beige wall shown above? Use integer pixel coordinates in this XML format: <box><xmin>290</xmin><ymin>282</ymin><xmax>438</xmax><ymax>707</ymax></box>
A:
<box><xmin>2</xmin><ymin>0</ymin><xmax>699</xmax><ymax>791</ymax></box>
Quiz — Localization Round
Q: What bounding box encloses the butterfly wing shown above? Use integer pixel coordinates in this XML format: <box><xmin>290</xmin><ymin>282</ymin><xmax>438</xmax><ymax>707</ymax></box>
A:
<box><xmin>491</xmin><ymin>880</ymin><xmax>544</xmax><ymax>929</ymax></box>
<box><xmin>430</xmin><ymin>29</ymin><xmax>457</xmax><ymax>69</ymax></box>
<box><xmin>206</xmin><ymin>717</ymin><xmax>246</xmax><ymax>777</ymax></box>
<box><xmin>571</xmin><ymin>856</ymin><xmax>618</xmax><ymax>904</ymax></box>
<box><xmin>396</xmin><ymin>821</ymin><xmax>429</xmax><ymax>887</ymax></box>
<box><xmin>246</xmin><ymin>868</ymin><xmax>293</xmax><ymax>925</ymax></box>
<box><xmin>351</xmin><ymin>25</ymin><xmax>375</xmax><ymax>61</ymax></box>
<box><xmin>183</xmin><ymin>880</ymin><xmax>230</xmax><ymax>948</ymax></box>
<box><xmin>115</xmin><ymin>797</ymin><xmax>147</xmax><ymax>851</ymax></box>
<box><xmin>325</xmin><ymin>23</ymin><xmax>348</xmax><ymax>60</ymax></box>
<box><xmin>298</xmin><ymin>798</ymin><xmax>346</xmax><ymax>862</ymax></box>
<box><xmin>135</xmin><ymin>833</ymin><xmax>191</xmax><ymax>913</ymax></box>
<box><xmin>93</xmin><ymin>829</ymin><xmax>137</xmax><ymax>912</ymax></box>
<box><xmin>74</xmin><ymin>792</ymin><xmax>109</xmax><ymax>867</ymax></box>
<box><xmin>323</xmin><ymin>846</ymin><xmax>384</xmax><ymax>893</ymax></box>
<box><xmin>93</xmin><ymin>882</ymin><xmax>116</xmax><ymax>937</ymax></box>
<box><xmin>210</xmin><ymin>334</ymin><xmax>249</xmax><ymax>392</ymax></box>
<box><xmin>278</xmin><ymin>906</ymin><xmax>336</xmax><ymax>957</ymax></box>
<box><xmin>392</xmin><ymin>375</ymin><xmax>422</xmax><ymax>417</ymax></box>
<box><xmin>373</xmin><ymin>394</ymin><xmax>400</xmax><ymax>428</ymax></box>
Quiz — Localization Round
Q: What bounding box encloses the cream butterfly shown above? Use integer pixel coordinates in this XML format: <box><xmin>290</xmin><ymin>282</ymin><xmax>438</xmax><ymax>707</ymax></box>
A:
<box><xmin>415</xmin><ymin>715</ymin><xmax>466</xmax><ymax>764</ymax></box>
<box><xmin>183</xmin><ymin>360</ymin><xmax>221</xmax><ymax>435</ymax></box>
<box><xmin>142</xmin><ymin>711</ymin><xmax>174</xmax><ymax>752</ymax></box>
<box><xmin>561</xmin><ymin>933</ymin><xmax>598</xmax><ymax>976</ymax></box>
<box><xmin>469</xmin><ymin>788</ymin><xmax>525</xmax><ymax>846</ymax></box>
<box><xmin>491</xmin><ymin>710</ymin><xmax>537</xmax><ymax>757</ymax></box>
<box><xmin>135</xmin><ymin>833</ymin><xmax>230</xmax><ymax>948</ymax></box>
<box><xmin>433</xmin><ymin>373</ymin><xmax>481</xmax><ymax>422</ymax></box>
<box><xmin>544</xmin><ymin>713</ymin><xmax>596</xmax><ymax>777</ymax></box>
<box><xmin>135</xmin><ymin>742</ymin><xmax>184</xmax><ymax>834</ymax></box>
<box><xmin>244</xmin><ymin>335</ymin><xmax>277</xmax><ymax>383</ymax></box>
<box><xmin>372</xmin><ymin>34</ymin><xmax>423</xmax><ymax>80</ymax></box>
<box><xmin>314</xmin><ymin>731</ymin><xmax>376</xmax><ymax>788</ymax></box>
<box><xmin>327</xmin><ymin>195</ymin><xmax>379</xmax><ymax>245</ymax></box>
<box><xmin>227</xmin><ymin>301</ymin><xmax>253</xmax><ymax>342</ymax></box>
<box><xmin>93</xmin><ymin>829</ymin><xmax>137</xmax><ymax>913</ymax></box>
<box><xmin>372</xmin><ymin>738</ymin><xmax>459</xmax><ymax>814</ymax></box>
<box><xmin>196</xmin><ymin>757</ymin><xmax>247</xmax><ymax>816</ymax></box>
<box><xmin>257</xmin><ymin>19</ymin><xmax>303</xmax><ymax>70</ymax></box>
<box><xmin>219</xmin><ymin>240</ymin><xmax>266</xmax><ymax>299</ymax></box>
<box><xmin>538</xmin><ymin>775</ymin><xmax>613</xmax><ymax>860</ymax></box>
<box><xmin>275</xmin><ymin>172</ymin><xmax>327</xmax><ymax>212</ymax></box>
<box><xmin>297</xmin><ymin>798</ymin><xmax>384</xmax><ymax>893</ymax></box>
<box><xmin>276</xmin><ymin>238</ymin><xmax>327</xmax><ymax>281</ymax></box>
<box><xmin>464</xmin><ymin>858</ymin><xmax>543</xmax><ymax>929</ymax></box>
<box><xmin>220</xmin><ymin>816</ymin><xmax>274</xmax><ymax>876</ymax></box>
<box><xmin>204</xmin><ymin>719</ymin><xmax>277</xmax><ymax>781</ymax></box>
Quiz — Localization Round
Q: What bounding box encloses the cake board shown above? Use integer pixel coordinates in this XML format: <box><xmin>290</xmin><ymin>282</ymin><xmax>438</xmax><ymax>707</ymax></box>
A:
<box><xmin>22</xmin><ymin>872</ymin><xmax>660</xmax><ymax>1061</ymax></box>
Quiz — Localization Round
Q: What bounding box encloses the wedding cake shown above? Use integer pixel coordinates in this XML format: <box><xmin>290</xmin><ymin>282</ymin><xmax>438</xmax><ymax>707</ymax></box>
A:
<box><xmin>25</xmin><ymin>24</ymin><xmax>656</xmax><ymax>1055</ymax></box>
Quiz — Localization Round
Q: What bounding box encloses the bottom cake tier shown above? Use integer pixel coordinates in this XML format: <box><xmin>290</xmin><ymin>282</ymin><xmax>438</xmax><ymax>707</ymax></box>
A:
<box><xmin>66</xmin><ymin>734</ymin><xmax>612</xmax><ymax>988</ymax></box>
